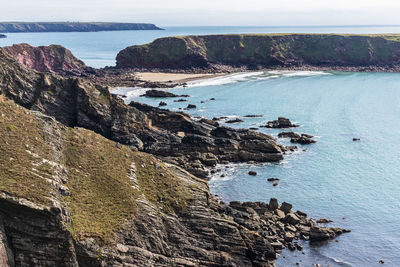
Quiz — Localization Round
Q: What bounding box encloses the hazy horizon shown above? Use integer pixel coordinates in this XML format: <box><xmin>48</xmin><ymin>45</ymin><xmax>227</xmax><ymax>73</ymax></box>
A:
<box><xmin>2</xmin><ymin>0</ymin><xmax>400</xmax><ymax>26</ymax></box>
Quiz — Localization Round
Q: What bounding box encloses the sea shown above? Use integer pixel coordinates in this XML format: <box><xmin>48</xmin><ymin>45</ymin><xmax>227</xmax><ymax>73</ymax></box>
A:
<box><xmin>2</xmin><ymin>26</ymin><xmax>400</xmax><ymax>266</ymax></box>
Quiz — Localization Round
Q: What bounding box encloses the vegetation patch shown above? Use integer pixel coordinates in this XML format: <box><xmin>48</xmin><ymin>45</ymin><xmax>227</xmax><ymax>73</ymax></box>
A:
<box><xmin>0</xmin><ymin>97</ymin><xmax>55</xmax><ymax>206</ymax></box>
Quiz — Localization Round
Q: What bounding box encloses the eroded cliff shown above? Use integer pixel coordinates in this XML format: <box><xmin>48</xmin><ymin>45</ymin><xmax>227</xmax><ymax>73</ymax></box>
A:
<box><xmin>116</xmin><ymin>34</ymin><xmax>400</xmax><ymax>70</ymax></box>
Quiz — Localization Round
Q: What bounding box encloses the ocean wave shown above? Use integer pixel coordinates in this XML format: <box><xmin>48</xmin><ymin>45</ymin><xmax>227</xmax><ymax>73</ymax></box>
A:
<box><xmin>186</xmin><ymin>72</ymin><xmax>264</xmax><ymax>87</ymax></box>
<box><xmin>187</xmin><ymin>70</ymin><xmax>332</xmax><ymax>87</ymax></box>
<box><xmin>113</xmin><ymin>87</ymin><xmax>150</xmax><ymax>102</ymax></box>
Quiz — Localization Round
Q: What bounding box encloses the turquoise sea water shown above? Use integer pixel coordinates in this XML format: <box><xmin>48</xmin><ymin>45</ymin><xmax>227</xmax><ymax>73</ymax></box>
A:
<box><xmin>118</xmin><ymin>70</ymin><xmax>400</xmax><ymax>266</ymax></box>
<box><xmin>2</xmin><ymin>25</ymin><xmax>400</xmax><ymax>68</ymax></box>
<box><xmin>2</xmin><ymin>26</ymin><xmax>400</xmax><ymax>266</ymax></box>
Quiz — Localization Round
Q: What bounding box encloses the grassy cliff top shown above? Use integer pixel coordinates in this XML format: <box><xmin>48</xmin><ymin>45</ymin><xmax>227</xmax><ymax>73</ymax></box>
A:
<box><xmin>0</xmin><ymin>96</ymin><xmax>193</xmax><ymax>243</ymax></box>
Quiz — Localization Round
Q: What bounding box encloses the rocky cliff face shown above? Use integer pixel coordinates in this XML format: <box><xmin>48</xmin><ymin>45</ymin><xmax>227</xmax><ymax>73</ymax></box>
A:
<box><xmin>0</xmin><ymin>95</ymin><xmax>347</xmax><ymax>267</ymax></box>
<box><xmin>0</xmin><ymin>22</ymin><xmax>163</xmax><ymax>33</ymax></box>
<box><xmin>0</xmin><ymin>47</ymin><xmax>349</xmax><ymax>266</ymax></box>
<box><xmin>0</xmin><ymin>48</ymin><xmax>284</xmax><ymax>178</ymax></box>
<box><xmin>3</xmin><ymin>43</ymin><xmax>90</xmax><ymax>76</ymax></box>
<box><xmin>116</xmin><ymin>34</ymin><xmax>400</xmax><ymax>70</ymax></box>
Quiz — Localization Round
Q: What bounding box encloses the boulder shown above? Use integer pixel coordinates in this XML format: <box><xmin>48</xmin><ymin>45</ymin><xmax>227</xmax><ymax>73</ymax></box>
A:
<box><xmin>280</xmin><ymin>202</ymin><xmax>292</xmax><ymax>214</ymax></box>
<box><xmin>248</xmin><ymin>171</ymin><xmax>257</xmax><ymax>176</ymax></box>
<box><xmin>263</xmin><ymin>117</ymin><xmax>299</xmax><ymax>128</ymax></box>
<box><xmin>278</xmin><ymin>132</ymin><xmax>300</xmax><ymax>139</ymax></box>
<box><xmin>284</xmin><ymin>213</ymin><xmax>300</xmax><ymax>225</ymax></box>
<box><xmin>186</xmin><ymin>104</ymin><xmax>197</xmax><ymax>109</ymax></box>
<box><xmin>290</xmin><ymin>136</ymin><xmax>316</xmax><ymax>144</ymax></box>
<box><xmin>269</xmin><ymin>198</ymin><xmax>279</xmax><ymax>211</ymax></box>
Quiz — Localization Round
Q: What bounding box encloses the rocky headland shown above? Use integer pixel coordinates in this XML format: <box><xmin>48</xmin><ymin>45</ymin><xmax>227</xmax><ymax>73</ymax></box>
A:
<box><xmin>3</xmin><ymin>43</ymin><xmax>93</xmax><ymax>76</ymax></box>
<box><xmin>0</xmin><ymin>41</ymin><xmax>351</xmax><ymax>266</ymax></box>
<box><xmin>116</xmin><ymin>34</ymin><xmax>400</xmax><ymax>72</ymax></box>
<box><xmin>0</xmin><ymin>22</ymin><xmax>163</xmax><ymax>33</ymax></box>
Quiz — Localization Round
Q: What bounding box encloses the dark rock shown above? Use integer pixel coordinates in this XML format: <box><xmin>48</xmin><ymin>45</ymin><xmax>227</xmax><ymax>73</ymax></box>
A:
<box><xmin>243</xmin><ymin>115</ymin><xmax>263</xmax><ymax>118</ymax></box>
<box><xmin>317</xmin><ymin>218</ymin><xmax>333</xmax><ymax>224</ymax></box>
<box><xmin>158</xmin><ymin>101</ymin><xmax>167</xmax><ymax>107</ymax></box>
<box><xmin>291</xmin><ymin>136</ymin><xmax>317</xmax><ymax>144</ymax></box>
<box><xmin>310</xmin><ymin>226</ymin><xmax>350</xmax><ymax>242</ymax></box>
<box><xmin>301</xmin><ymin>133</ymin><xmax>314</xmax><ymax>138</ymax></box>
<box><xmin>141</xmin><ymin>89</ymin><xmax>187</xmax><ymax>98</ymax></box>
<box><xmin>248</xmin><ymin>171</ymin><xmax>257</xmax><ymax>176</ymax></box>
<box><xmin>267</xmin><ymin>178</ymin><xmax>280</xmax><ymax>182</ymax></box>
<box><xmin>209</xmin><ymin>98</ymin><xmax>216</xmax><ymax>100</ymax></box>
<box><xmin>353</xmin><ymin>138</ymin><xmax>361</xmax><ymax>141</ymax></box>
<box><xmin>186</xmin><ymin>104</ymin><xmax>197</xmax><ymax>109</ymax></box>
<box><xmin>226</xmin><ymin>118</ymin><xmax>244</xmax><ymax>124</ymax></box>
<box><xmin>262</xmin><ymin>117</ymin><xmax>299</xmax><ymax>128</ymax></box>
<box><xmin>284</xmin><ymin>213</ymin><xmax>300</xmax><ymax>225</ymax></box>
<box><xmin>280</xmin><ymin>202</ymin><xmax>292</xmax><ymax>214</ymax></box>
<box><xmin>379</xmin><ymin>260</ymin><xmax>385</xmax><ymax>264</ymax></box>
<box><xmin>273</xmin><ymin>183</ymin><xmax>279</xmax><ymax>187</ymax></box>
<box><xmin>199</xmin><ymin>118</ymin><xmax>219</xmax><ymax>127</ymax></box>
<box><xmin>173</xmin><ymin>98</ymin><xmax>187</xmax><ymax>102</ymax></box>
<box><xmin>278</xmin><ymin>131</ymin><xmax>301</xmax><ymax>139</ymax></box>
<box><xmin>269</xmin><ymin>198</ymin><xmax>279</xmax><ymax>211</ymax></box>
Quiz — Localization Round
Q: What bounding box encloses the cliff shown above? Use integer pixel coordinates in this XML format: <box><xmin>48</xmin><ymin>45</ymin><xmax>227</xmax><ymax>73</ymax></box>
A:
<box><xmin>3</xmin><ymin>43</ymin><xmax>90</xmax><ymax>75</ymax></box>
<box><xmin>116</xmin><ymin>34</ymin><xmax>400</xmax><ymax>70</ymax></box>
<box><xmin>0</xmin><ymin>22</ymin><xmax>163</xmax><ymax>33</ymax></box>
<box><xmin>0</xmin><ymin>49</ymin><xmax>349</xmax><ymax>266</ymax></box>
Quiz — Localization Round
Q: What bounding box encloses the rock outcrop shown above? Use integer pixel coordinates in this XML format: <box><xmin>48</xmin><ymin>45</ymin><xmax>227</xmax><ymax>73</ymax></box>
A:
<box><xmin>262</xmin><ymin>117</ymin><xmax>299</xmax><ymax>129</ymax></box>
<box><xmin>141</xmin><ymin>89</ymin><xmax>189</xmax><ymax>98</ymax></box>
<box><xmin>0</xmin><ymin>34</ymin><xmax>6</xmax><ymax>38</ymax></box>
<box><xmin>0</xmin><ymin>22</ymin><xmax>163</xmax><ymax>33</ymax></box>
<box><xmin>0</xmin><ymin>48</ymin><xmax>283</xmax><ymax>178</ymax></box>
<box><xmin>116</xmin><ymin>34</ymin><xmax>400</xmax><ymax>70</ymax></box>
<box><xmin>3</xmin><ymin>43</ymin><xmax>91</xmax><ymax>76</ymax></box>
<box><xmin>0</xmin><ymin>48</ymin><xmax>350</xmax><ymax>266</ymax></box>
<box><xmin>0</xmin><ymin>96</ymin><xmax>348</xmax><ymax>266</ymax></box>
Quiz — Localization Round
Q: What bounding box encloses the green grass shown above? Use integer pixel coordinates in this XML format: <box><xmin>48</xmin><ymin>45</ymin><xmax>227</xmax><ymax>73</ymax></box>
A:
<box><xmin>0</xmin><ymin>96</ymin><xmax>193</xmax><ymax>245</ymax></box>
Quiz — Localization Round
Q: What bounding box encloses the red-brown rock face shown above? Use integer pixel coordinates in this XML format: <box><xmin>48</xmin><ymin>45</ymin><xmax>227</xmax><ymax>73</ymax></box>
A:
<box><xmin>3</xmin><ymin>43</ymin><xmax>88</xmax><ymax>75</ymax></box>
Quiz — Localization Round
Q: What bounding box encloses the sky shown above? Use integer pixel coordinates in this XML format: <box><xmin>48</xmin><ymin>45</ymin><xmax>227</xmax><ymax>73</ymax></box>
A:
<box><xmin>1</xmin><ymin>0</ymin><xmax>400</xmax><ymax>26</ymax></box>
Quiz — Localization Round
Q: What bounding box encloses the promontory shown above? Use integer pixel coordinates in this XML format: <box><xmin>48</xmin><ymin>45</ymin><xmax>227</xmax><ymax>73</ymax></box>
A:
<box><xmin>116</xmin><ymin>34</ymin><xmax>400</xmax><ymax>71</ymax></box>
<box><xmin>0</xmin><ymin>22</ymin><xmax>163</xmax><ymax>33</ymax></box>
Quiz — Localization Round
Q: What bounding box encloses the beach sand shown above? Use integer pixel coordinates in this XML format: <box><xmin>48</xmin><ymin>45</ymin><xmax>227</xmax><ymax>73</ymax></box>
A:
<box><xmin>136</xmin><ymin>72</ymin><xmax>226</xmax><ymax>83</ymax></box>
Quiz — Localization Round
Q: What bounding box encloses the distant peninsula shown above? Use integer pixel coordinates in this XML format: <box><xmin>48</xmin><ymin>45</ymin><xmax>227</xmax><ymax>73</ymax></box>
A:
<box><xmin>0</xmin><ymin>34</ymin><xmax>6</xmax><ymax>38</ymax></box>
<box><xmin>116</xmin><ymin>34</ymin><xmax>400</xmax><ymax>72</ymax></box>
<box><xmin>0</xmin><ymin>22</ymin><xmax>163</xmax><ymax>33</ymax></box>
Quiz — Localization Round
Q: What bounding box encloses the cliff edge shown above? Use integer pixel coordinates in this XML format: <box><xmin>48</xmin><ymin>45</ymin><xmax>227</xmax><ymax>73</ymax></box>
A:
<box><xmin>116</xmin><ymin>34</ymin><xmax>400</xmax><ymax>70</ymax></box>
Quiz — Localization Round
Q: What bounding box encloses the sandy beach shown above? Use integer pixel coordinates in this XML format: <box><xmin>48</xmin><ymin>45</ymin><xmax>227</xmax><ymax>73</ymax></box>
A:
<box><xmin>136</xmin><ymin>72</ymin><xmax>227</xmax><ymax>83</ymax></box>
